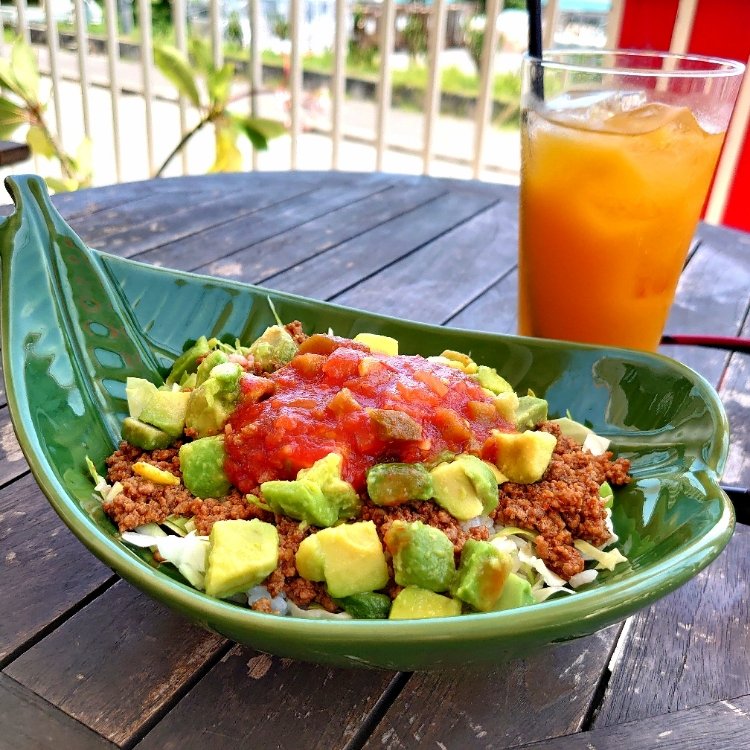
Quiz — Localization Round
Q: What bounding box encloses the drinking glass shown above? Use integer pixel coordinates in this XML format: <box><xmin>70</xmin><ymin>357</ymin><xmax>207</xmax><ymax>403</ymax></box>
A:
<box><xmin>518</xmin><ymin>50</ymin><xmax>745</xmax><ymax>350</ymax></box>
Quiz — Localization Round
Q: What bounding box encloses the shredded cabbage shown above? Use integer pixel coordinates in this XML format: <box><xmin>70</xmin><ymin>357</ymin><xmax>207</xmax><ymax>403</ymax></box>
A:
<box><xmin>532</xmin><ymin>586</ymin><xmax>575</xmax><ymax>603</ymax></box>
<box><xmin>518</xmin><ymin>549</ymin><xmax>567</xmax><ymax>587</ymax></box>
<box><xmin>569</xmin><ymin>569</ymin><xmax>599</xmax><ymax>588</ymax></box>
<box><xmin>286</xmin><ymin>601</ymin><xmax>352</xmax><ymax>620</ymax></box>
<box><xmin>85</xmin><ymin>456</ymin><xmax>123</xmax><ymax>503</ymax></box>
<box><xmin>583</xmin><ymin>432</ymin><xmax>610</xmax><ymax>456</ymax></box>
<box><xmin>121</xmin><ymin>531</ymin><xmax>209</xmax><ymax>589</ymax></box>
<box><xmin>491</xmin><ymin>525</ymin><xmax>537</xmax><ymax>542</ymax></box>
<box><xmin>574</xmin><ymin>539</ymin><xmax>628</xmax><ymax>571</ymax></box>
<box><xmin>134</xmin><ymin>523</ymin><xmax>167</xmax><ymax>537</ymax></box>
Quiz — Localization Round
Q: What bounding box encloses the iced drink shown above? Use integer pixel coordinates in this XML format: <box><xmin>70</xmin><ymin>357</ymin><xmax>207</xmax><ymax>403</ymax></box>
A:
<box><xmin>519</xmin><ymin>96</ymin><xmax>725</xmax><ymax>351</ymax></box>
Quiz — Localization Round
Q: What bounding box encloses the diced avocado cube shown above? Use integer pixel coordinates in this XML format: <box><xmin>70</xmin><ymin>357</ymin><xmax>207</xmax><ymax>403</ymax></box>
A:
<box><xmin>196</xmin><ymin>350</ymin><xmax>229</xmax><ymax>387</ymax></box>
<box><xmin>366</xmin><ymin>463</ymin><xmax>433</xmax><ymax>506</ymax></box>
<box><xmin>261</xmin><ymin>479</ymin><xmax>338</xmax><ymax>528</ymax></box>
<box><xmin>249</xmin><ymin>325</ymin><xmax>298</xmax><ymax>372</ymax></box>
<box><xmin>295</xmin><ymin>533</ymin><xmax>325</xmax><ymax>581</ymax></box>
<box><xmin>453</xmin><ymin>454</ymin><xmax>499</xmax><ymax>515</ymax></box>
<box><xmin>429</xmin><ymin>461</ymin><xmax>483</xmax><ymax>521</ymax></box>
<box><xmin>389</xmin><ymin>587</ymin><xmax>461</xmax><ymax>619</ymax></box>
<box><xmin>451</xmin><ymin>540</ymin><xmax>512</xmax><ymax>612</ymax></box>
<box><xmin>184</xmin><ymin>362</ymin><xmax>242</xmax><ymax>438</ymax></box>
<box><xmin>493</xmin><ymin>391</ymin><xmax>520</xmax><ymax>423</ymax></box>
<box><xmin>489</xmin><ymin>429</ymin><xmax>557</xmax><ymax>484</ymax></box>
<box><xmin>125</xmin><ymin>377</ymin><xmax>159</xmax><ymax>420</ymax></box>
<box><xmin>204</xmin><ymin>519</ymin><xmax>279</xmax><ymax>599</ymax></box>
<box><xmin>494</xmin><ymin>572</ymin><xmax>535</xmax><ymax>610</ymax></box>
<box><xmin>476</xmin><ymin>365</ymin><xmax>513</xmax><ymax>395</ymax></box>
<box><xmin>138</xmin><ymin>389</ymin><xmax>191</xmax><ymax>438</ymax></box>
<box><xmin>166</xmin><ymin>336</ymin><xmax>211</xmax><ymax>386</ymax></box>
<box><xmin>209</xmin><ymin>361</ymin><xmax>243</xmax><ymax>387</ymax></box>
<box><xmin>296</xmin><ymin>522</ymin><xmax>389</xmax><ymax>598</ymax></box>
<box><xmin>179</xmin><ymin>436</ymin><xmax>231</xmax><ymax>498</ymax></box>
<box><xmin>334</xmin><ymin>591</ymin><xmax>392</xmax><ymax>619</ymax></box>
<box><xmin>515</xmin><ymin>395</ymin><xmax>548</xmax><ymax>430</ymax></box>
<box><xmin>297</xmin><ymin>453</ymin><xmax>360</xmax><ymax>519</ymax></box>
<box><xmin>121</xmin><ymin>417</ymin><xmax>173</xmax><ymax>450</ymax></box>
<box><xmin>353</xmin><ymin>332</ymin><xmax>399</xmax><ymax>356</ymax></box>
<box><xmin>384</xmin><ymin>520</ymin><xmax>456</xmax><ymax>593</ymax></box>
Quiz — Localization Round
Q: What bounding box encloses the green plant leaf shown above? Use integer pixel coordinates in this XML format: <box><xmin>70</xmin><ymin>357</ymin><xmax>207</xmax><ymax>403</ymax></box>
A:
<box><xmin>189</xmin><ymin>38</ymin><xmax>213</xmax><ymax>75</ymax></box>
<box><xmin>207</xmin><ymin>63</ymin><xmax>234</xmax><ymax>107</ymax></box>
<box><xmin>11</xmin><ymin>38</ymin><xmax>40</xmax><ymax>103</ymax></box>
<box><xmin>74</xmin><ymin>137</ymin><xmax>93</xmax><ymax>183</ymax></box>
<box><xmin>0</xmin><ymin>96</ymin><xmax>27</xmax><ymax>138</ymax></box>
<box><xmin>232</xmin><ymin>115</ymin><xmax>286</xmax><ymax>151</ymax></box>
<box><xmin>209</xmin><ymin>124</ymin><xmax>243</xmax><ymax>173</ymax></box>
<box><xmin>45</xmin><ymin>176</ymin><xmax>79</xmax><ymax>193</ymax></box>
<box><xmin>0</xmin><ymin>58</ymin><xmax>19</xmax><ymax>95</ymax></box>
<box><xmin>26</xmin><ymin>124</ymin><xmax>56</xmax><ymax>158</ymax></box>
<box><xmin>153</xmin><ymin>45</ymin><xmax>202</xmax><ymax>109</ymax></box>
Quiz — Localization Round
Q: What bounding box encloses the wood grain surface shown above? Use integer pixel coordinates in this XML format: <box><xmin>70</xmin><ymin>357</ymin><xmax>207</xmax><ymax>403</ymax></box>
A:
<box><xmin>5</xmin><ymin>581</ymin><xmax>228</xmax><ymax>746</ymax></box>
<box><xmin>0</xmin><ymin>173</ymin><xmax>747</xmax><ymax>750</ymax></box>
<box><xmin>511</xmin><ymin>693</ymin><xmax>750</xmax><ymax>749</ymax></box>
<box><xmin>0</xmin><ymin>674</ymin><xmax>114</xmax><ymax>750</ymax></box>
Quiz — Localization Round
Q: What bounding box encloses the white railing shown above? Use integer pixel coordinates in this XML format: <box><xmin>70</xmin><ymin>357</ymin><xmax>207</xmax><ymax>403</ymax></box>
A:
<box><xmin>1</xmin><ymin>0</ymin><xmax>524</xmax><ymax>184</ymax></box>
<box><xmin>0</xmin><ymin>0</ymin><xmax>748</xmax><ymax>225</ymax></box>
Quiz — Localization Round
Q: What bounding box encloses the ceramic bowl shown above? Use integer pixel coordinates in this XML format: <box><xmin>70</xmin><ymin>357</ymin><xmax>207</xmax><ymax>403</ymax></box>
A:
<box><xmin>0</xmin><ymin>175</ymin><xmax>733</xmax><ymax>669</ymax></box>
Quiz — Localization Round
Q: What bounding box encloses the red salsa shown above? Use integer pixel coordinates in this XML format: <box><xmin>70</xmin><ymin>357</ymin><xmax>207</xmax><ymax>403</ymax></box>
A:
<box><xmin>224</xmin><ymin>337</ymin><xmax>515</xmax><ymax>492</ymax></box>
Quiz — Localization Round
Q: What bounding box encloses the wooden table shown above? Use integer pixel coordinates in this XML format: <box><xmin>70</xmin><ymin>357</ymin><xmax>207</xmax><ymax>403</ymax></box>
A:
<box><xmin>1</xmin><ymin>172</ymin><xmax>749</xmax><ymax>749</ymax></box>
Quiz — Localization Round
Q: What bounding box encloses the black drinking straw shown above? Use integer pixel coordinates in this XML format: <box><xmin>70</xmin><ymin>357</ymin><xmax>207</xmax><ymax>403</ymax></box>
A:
<box><xmin>527</xmin><ymin>0</ymin><xmax>545</xmax><ymax>100</ymax></box>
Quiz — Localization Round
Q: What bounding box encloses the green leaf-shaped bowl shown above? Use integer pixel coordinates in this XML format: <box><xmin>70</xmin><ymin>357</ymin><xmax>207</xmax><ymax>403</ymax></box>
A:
<box><xmin>0</xmin><ymin>175</ymin><xmax>734</xmax><ymax>670</ymax></box>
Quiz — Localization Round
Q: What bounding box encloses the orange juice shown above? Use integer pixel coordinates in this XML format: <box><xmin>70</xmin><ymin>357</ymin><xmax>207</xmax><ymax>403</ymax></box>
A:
<box><xmin>518</xmin><ymin>100</ymin><xmax>725</xmax><ymax>350</ymax></box>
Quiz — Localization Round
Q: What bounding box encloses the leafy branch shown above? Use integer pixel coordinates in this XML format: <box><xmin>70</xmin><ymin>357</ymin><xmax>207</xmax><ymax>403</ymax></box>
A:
<box><xmin>0</xmin><ymin>37</ymin><xmax>92</xmax><ymax>192</ymax></box>
<box><xmin>153</xmin><ymin>39</ymin><xmax>286</xmax><ymax>177</ymax></box>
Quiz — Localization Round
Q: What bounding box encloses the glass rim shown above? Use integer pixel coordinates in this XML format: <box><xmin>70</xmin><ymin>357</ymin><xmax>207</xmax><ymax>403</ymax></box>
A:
<box><xmin>524</xmin><ymin>49</ymin><xmax>746</xmax><ymax>79</ymax></box>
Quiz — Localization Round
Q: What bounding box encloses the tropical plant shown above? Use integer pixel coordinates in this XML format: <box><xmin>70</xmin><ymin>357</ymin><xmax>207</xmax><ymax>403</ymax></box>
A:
<box><xmin>153</xmin><ymin>38</ymin><xmax>286</xmax><ymax>176</ymax></box>
<box><xmin>465</xmin><ymin>15</ymin><xmax>486</xmax><ymax>74</ymax></box>
<box><xmin>0</xmin><ymin>37</ymin><xmax>92</xmax><ymax>192</ymax></box>
<box><xmin>402</xmin><ymin>14</ymin><xmax>428</xmax><ymax>63</ymax></box>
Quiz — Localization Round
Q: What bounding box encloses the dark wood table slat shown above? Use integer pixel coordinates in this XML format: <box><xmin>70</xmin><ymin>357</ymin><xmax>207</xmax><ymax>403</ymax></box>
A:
<box><xmin>134</xmin><ymin>175</ymin><xmax>394</xmax><ymax>272</ymax></box>
<box><xmin>446</xmin><ymin>267</ymin><xmax>519</xmax><ymax>335</ymax></box>
<box><xmin>78</xmin><ymin>178</ymin><xmax>324</xmax><ymax>257</ymax></box>
<box><xmin>332</xmin><ymin>191</ymin><xmax>519</xmax><ymax>322</ymax></box>
<box><xmin>135</xmin><ymin>645</ymin><xmax>399</xmax><ymax>750</ymax></box>
<box><xmin>0</xmin><ymin>473</ymin><xmax>113</xmax><ymax>665</ymax></box>
<box><xmin>510</xmin><ymin>693</ymin><xmax>750</xmax><ymax>750</ymax></box>
<box><xmin>266</xmin><ymin>187</ymin><xmax>501</xmax><ymax>300</ymax></box>
<box><xmin>363</xmin><ymin>626</ymin><xmax>621</xmax><ymax>750</ymax></box>
<box><xmin>5</xmin><ymin>581</ymin><xmax>228</xmax><ymax>747</ymax></box>
<box><xmin>0</xmin><ymin>674</ymin><xmax>115</xmax><ymax>750</ymax></box>
<box><xmin>197</xmin><ymin>181</ymin><xmax>449</xmax><ymax>284</ymax></box>
<box><xmin>0</xmin><ymin>406</ymin><xmax>29</xmax><ymax>486</ymax></box>
<box><xmin>717</xmin><ymin>308</ymin><xmax>750</xmax><ymax>488</ymax></box>
<box><xmin>662</xmin><ymin>228</ymin><xmax>750</xmax><ymax>386</ymax></box>
<box><xmin>593</xmin><ymin>524</ymin><xmax>750</xmax><ymax>728</ymax></box>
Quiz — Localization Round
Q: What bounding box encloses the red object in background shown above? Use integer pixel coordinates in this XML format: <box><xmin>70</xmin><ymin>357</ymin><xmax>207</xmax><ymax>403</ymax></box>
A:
<box><xmin>617</xmin><ymin>0</ymin><xmax>750</xmax><ymax>231</ymax></box>
<box><xmin>618</xmin><ymin>0</ymin><xmax>679</xmax><ymax>52</ymax></box>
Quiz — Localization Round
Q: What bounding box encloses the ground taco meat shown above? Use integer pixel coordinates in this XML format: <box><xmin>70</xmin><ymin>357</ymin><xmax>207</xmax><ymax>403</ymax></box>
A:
<box><xmin>491</xmin><ymin>422</ymin><xmax>630</xmax><ymax>579</ymax></box>
<box><xmin>104</xmin><ymin>442</ymin><xmax>268</xmax><ymax>535</ymax></box>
